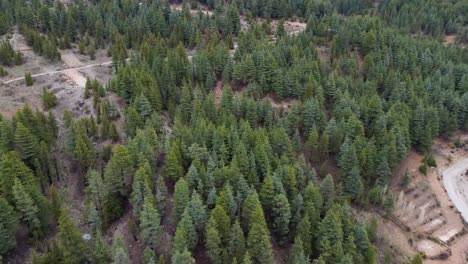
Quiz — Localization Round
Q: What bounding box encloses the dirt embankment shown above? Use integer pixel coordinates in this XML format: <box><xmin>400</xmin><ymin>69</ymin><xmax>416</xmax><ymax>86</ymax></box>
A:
<box><xmin>380</xmin><ymin>133</ymin><xmax>468</xmax><ymax>263</ymax></box>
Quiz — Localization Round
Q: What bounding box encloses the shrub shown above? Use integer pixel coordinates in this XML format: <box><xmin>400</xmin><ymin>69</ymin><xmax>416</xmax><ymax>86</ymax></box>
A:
<box><xmin>423</xmin><ymin>154</ymin><xmax>437</xmax><ymax>167</ymax></box>
<box><xmin>419</xmin><ymin>163</ymin><xmax>428</xmax><ymax>175</ymax></box>
<box><xmin>41</xmin><ymin>87</ymin><xmax>57</xmax><ymax>110</ymax></box>
<box><xmin>455</xmin><ymin>137</ymin><xmax>462</xmax><ymax>148</ymax></box>
<box><xmin>400</xmin><ymin>170</ymin><xmax>411</xmax><ymax>188</ymax></box>
<box><xmin>87</xmin><ymin>43</ymin><xmax>96</xmax><ymax>60</ymax></box>
<box><xmin>0</xmin><ymin>66</ymin><xmax>7</xmax><ymax>77</ymax></box>
<box><xmin>25</xmin><ymin>72</ymin><xmax>33</xmax><ymax>86</ymax></box>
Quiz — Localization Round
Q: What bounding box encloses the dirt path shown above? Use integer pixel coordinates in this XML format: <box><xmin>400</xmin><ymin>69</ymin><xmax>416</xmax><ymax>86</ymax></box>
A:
<box><xmin>442</xmin><ymin>158</ymin><xmax>468</xmax><ymax>223</ymax></box>
<box><xmin>2</xmin><ymin>61</ymin><xmax>113</xmax><ymax>85</ymax></box>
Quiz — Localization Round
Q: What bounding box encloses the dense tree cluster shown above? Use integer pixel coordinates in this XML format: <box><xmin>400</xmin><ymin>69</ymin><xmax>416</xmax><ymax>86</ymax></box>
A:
<box><xmin>0</xmin><ymin>105</ymin><xmax>58</xmax><ymax>254</ymax></box>
<box><xmin>378</xmin><ymin>0</ymin><xmax>468</xmax><ymax>42</ymax></box>
<box><xmin>0</xmin><ymin>0</ymin><xmax>466</xmax><ymax>263</ymax></box>
<box><xmin>0</xmin><ymin>40</ymin><xmax>21</xmax><ymax>66</ymax></box>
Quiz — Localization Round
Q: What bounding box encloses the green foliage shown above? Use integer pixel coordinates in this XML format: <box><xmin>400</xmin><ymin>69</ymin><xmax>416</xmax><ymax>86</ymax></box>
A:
<box><xmin>25</xmin><ymin>72</ymin><xmax>33</xmax><ymax>86</ymax></box>
<box><xmin>165</xmin><ymin>141</ymin><xmax>184</xmax><ymax>181</ymax></box>
<box><xmin>139</xmin><ymin>197</ymin><xmax>162</xmax><ymax>249</ymax></box>
<box><xmin>271</xmin><ymin>193</ymin><xmax>291</xmax><ymax>240</ymax></box>
<box><xmin>400</xmin><ymin>170</ymin><xmax>411</xmax><ymax>188</ymax></box>
<box><xmin>94</xmin><ymin>231</ymin><xmax>111</xmax><ymax>264</ymax></box>
<box><xmin>14</xmin><ymin>122</ymin><xmax>39</xmax><ymax>162</ymax></box>
<box><xmin>12</xmin><ymin>178</ymin><xmax>41</xmax><ymax>231</ymax></box>
<box><xmin>247</xmin><ymin>221</ymin><xmax>274</xmax><ymax>264</ymax></box>
<box><xmin>1</xmin><ymin>0</ymin><xmax>467</xmax><ymax>261</ymax></box>
<box><xmin>41</xmin><ymin>87</ymin><xmax>57</xmax><ymax>110</ymax></box>
<box><xmin>410</xmin><ymin>254</ymin><xmax>423</xmax><ymax>264</ymax></box>
<box><xmin>87</xmin><ymin>43</ymin><xmax>96</xmax><ymax>60</ymax></box>
<box><xmin>0</xmin><ymin>40</ymin><xmax>22</xmax><ymax>66</ymax></box>
<box><xmin>206</xmin><ymin>217</ymin><xmax>223</xmax><ymax>264</ymax></box>
<box><xmin>423</xmin><ymin>154</ymin><xmax>437</xmax><ymax>167</ymax></box>
<box><xmin>102</xmin><ymin>145</ymin><xmax>132</xmax><ymax>224</ymax></box>
<box><xmin>172</xmin><ymin>248</ymin><xmax>196</xmax><ymax>264</ymax></box>
<box><xmin>112</xmin><ymin>232</ymin><xmax>130</xmax><ymax>264</ymax></box>
<box><xmin>174</xmin><ymin>178</ymin><xmax>190</xmax><ymax>225</ymax></box>
<box><xmin>291</xmin><ymin>236</ymin><xmax>309</xmax><ymax>264</ymax></box>
<box><xmin>0</xmin><ymin>197</ymin><xmax>18</xmax><ymax>255</ymax></box>
<box><xmin>57</xmin><ymin>209</ymin><xmax>87</xmax><ymax>264</ymax></box>
<box><xmin>0</xmin><ymin>65</ymin><xmax>7</xmax><ymax>76</ymax></box>
<box><xmin>419</xmin><ymin>163</ymin><xmax>428</xmax><ymax>175</ymax></box>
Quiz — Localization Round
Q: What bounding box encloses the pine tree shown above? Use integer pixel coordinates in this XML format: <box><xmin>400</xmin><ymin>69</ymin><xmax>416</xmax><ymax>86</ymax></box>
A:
<box><xmin>291</xmin><ymin>236</ymin><xmax>309</xmax><ymax>264</ymax></box>
<box><xmin>318</xmin><ymin>132</ymin><xmax>329</xmax><ymax>159</ymax></box>
<box><xmin>25</xmin><ymin>72</ymin><xmax>33</xmax><ymax>86</ymax></box>
<box><xmin>143</xmin><ymin>247</ymin><xmax>156</xmax><ymax>264</ymax></box>
<box><xmin>206</xmin><ymin>217</ymin><xmax>223</xmax><ymax>264</ymax></box>
<box><xmin>131</xmin><ymin>161</ymin><xmax>151</xmax><ymax>218</ymax></box>
<box><xmin>50</xmin><ymin>185</ymin><xmax>61</xmax><ymax>219</ymax></box>
<box><xmin>41</xmin><ymin>87</ymin><xmax>57</xmax><ymax>110</ymax></box>
<box><xmin>303</xmin><ymin>182</ymin><xmax>323</xmax><ymax>221</ymax></box>
<box><xmin>0</xmin><ymin>151</ymin><xmax>36</xmax><ymax>203</ymax></box>
<box><xmin>74</xmin><ymin>123</ymin><xmax>94</xmax><ymax>170</ymax></box>
<box><xmin>242</xmin><ymin>191</ymin><xmax>262</xmax><ymax>231</ymax></box>
<box><xmin>0</xmin><ymin>120</ymin><xmax>13</xmax><ymax>154</ymax></box>
<box><xmin>320</xmin><ymin>174</ymin><xmax>335</xmax><ymax>213</ymax></box>
<box><xmin>173</xmin><ymin>210</ymin><xmax>198</xmax><ymax>252</ymax></box>
<box><xmin>139</xmin><ymin>196</ymin><xmax>161</xmax><ymax>249</ymax></box>
<box><xmin>174</xmin><ymin>178</ymin><xmax>190</xmax><ymax>225</ymax></box>
<box><xmin>272</xmin><ymin>193</ymin><xmax>291</xmax><ymax>240</ymax></box>
<box><xmin>216</xmin><ymin>184</ymin><xmax>237</xmax><ymax>219</ymax></box>
<box><xmin>86</xmin><ymin>170</ymin><xmax>105</xmax><ymax>216</ymax></box>
<box><xmin>276</xmin><ymin>19</ymin><xmax>286</xmax><ymax>38</ymax></box>
<box><xmin>260</xmin><ymin>174</ymin><xmax>275</xmax><ymax>213</ymax></box>
<box><xmin>155</xmin><ymin>176</ymin><xmax>168</xmax><ymax>215</ymax></box>
<box><xmin>0</xmin><ymin>197</ymin><xmax>18</xmax><ymax>254</ymax></box>
<box><xmin>243</xmin><ymin>252</ymin><xmax>253</xmax><ymax>264</ymax></box>
<box><xmin>186</xmin><ymin>191</ymin><xmax>207</xmax><ymax>233</ymax></box>
<box><xmin>57</xmin><ymin>209</ymin><xmax>87</xmax><ymax>264</ymax></box>
<box><xmin>229</xmin><ymin>219</ymin><xmax>245</xmax><ymax>261</ymax></box>
<box><xmin>172</xmin><ymin>248</ymin><xmax>196</xmax><ymax>264</ymax></box>
<box><xmin>186</xmin><ymin>163</ymin><xmax>200</xmax><ymax>191</ymax></box>
<box><xmin>317</xmin><ymin>205</ymin><xmax>344</xmax><ymax>263</ymax></box>
<box><xmin>165</xmin><ymin>141</ymin><xmax>184</xmax><ymax>181</ymax></box>
<box><xmin>210</xmin><ymin>204</ymin><xmax>231</xmax><ymax>244</ymax></box>
<box><xmin>104</xmin><ymin>145</ymin><xmax>132</xmax><ymax>197</ymax></box>
<box><xmin>12</xmin><ymin>179</ymin><xmax>41</xmax><ymax>231</ymax></box>
<box><xmin>339</xmin><ymin>142</ymin><xmax>362</xmax><ymax>199</ymax></box>
<box><xmin>102</xmin><ymin>145</ymin><xmax>132</xmax><ymax>224</ymax></box>
<box><xmin>296</xmin><ymin>213</ymin><xmax>313</xmax><ymax>257</ymax></box>
<box><xmin>376</xmin><ymin>150</ymin><xmax>391</xmax><ymax>186</ymax></box>
<box><xmin>14</xmin><ymin>122</ymin><xmax>39</xmax><ymax>162</ymax></box>
<box><xmin>246</xmin><ymin>219</ymin><xmax>274</xmax><ymax>264</ymax></box>
<box><xmin>136</xmin><ymin>93</ymin><xmax>153</xmax><ymax>120</ymax></box>
<box><xmin>94</xmin><ymin>231</ymin><xmax>111</xmax><ymax>264</ymax></box>
<box><xmin>113</xmin><ymin>247</ymin><xmax>130</xmax><ymax>264</ymax></box>
<box><xmin>112</xmin><ymin>232</ymin><xmax>130</xmax><ymax>264</ymax></box>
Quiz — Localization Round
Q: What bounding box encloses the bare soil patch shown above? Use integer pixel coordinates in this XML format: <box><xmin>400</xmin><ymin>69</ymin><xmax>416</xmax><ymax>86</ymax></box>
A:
<box><xmin>443</xmin><ymin>35</ymin><xmax>457</xmax><ymax>46</ymax></box>
<box><xmin>381</xmin><ymin>132</ymin><xmax>468</xmax><ymax>263</ymax></box>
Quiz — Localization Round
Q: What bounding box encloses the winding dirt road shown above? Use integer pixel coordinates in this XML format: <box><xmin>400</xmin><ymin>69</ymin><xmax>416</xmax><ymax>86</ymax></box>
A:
<box><xmin>1</xmin><ymin>61</ymin><xmax>113</xmax><ymax>85</ymax></box>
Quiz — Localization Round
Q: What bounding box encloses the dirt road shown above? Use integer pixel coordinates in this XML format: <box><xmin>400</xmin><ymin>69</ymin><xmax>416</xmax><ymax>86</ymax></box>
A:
<box><xmin>1</xmin><ymin>61</ymin><xmax>113</xmax><ymax>85</ymax></box>
<box><xmin>443</xmin><ymin>158</ymin><xmax>468</xmax><ymax>223</ymax></box>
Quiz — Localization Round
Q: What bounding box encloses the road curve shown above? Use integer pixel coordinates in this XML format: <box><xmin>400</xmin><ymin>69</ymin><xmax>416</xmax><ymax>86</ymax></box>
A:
<box><xmin>442</xmin><ymin>158</ymin><xmax>468</xmax><ymax>223</ymax></box>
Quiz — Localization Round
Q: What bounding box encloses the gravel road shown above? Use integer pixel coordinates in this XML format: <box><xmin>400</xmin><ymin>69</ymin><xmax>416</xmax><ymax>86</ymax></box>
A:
<box><xmin>443</xmin><ymin>158</ymin><xmax>468</xmax><ymax>223</ymax></box>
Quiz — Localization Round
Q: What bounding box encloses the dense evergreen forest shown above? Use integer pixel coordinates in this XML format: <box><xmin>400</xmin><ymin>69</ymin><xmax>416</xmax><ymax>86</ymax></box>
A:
<box><xmin>0</xmin><ymin>0</ymin><xmax>467</xmax><ymax>263</ymax></box>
